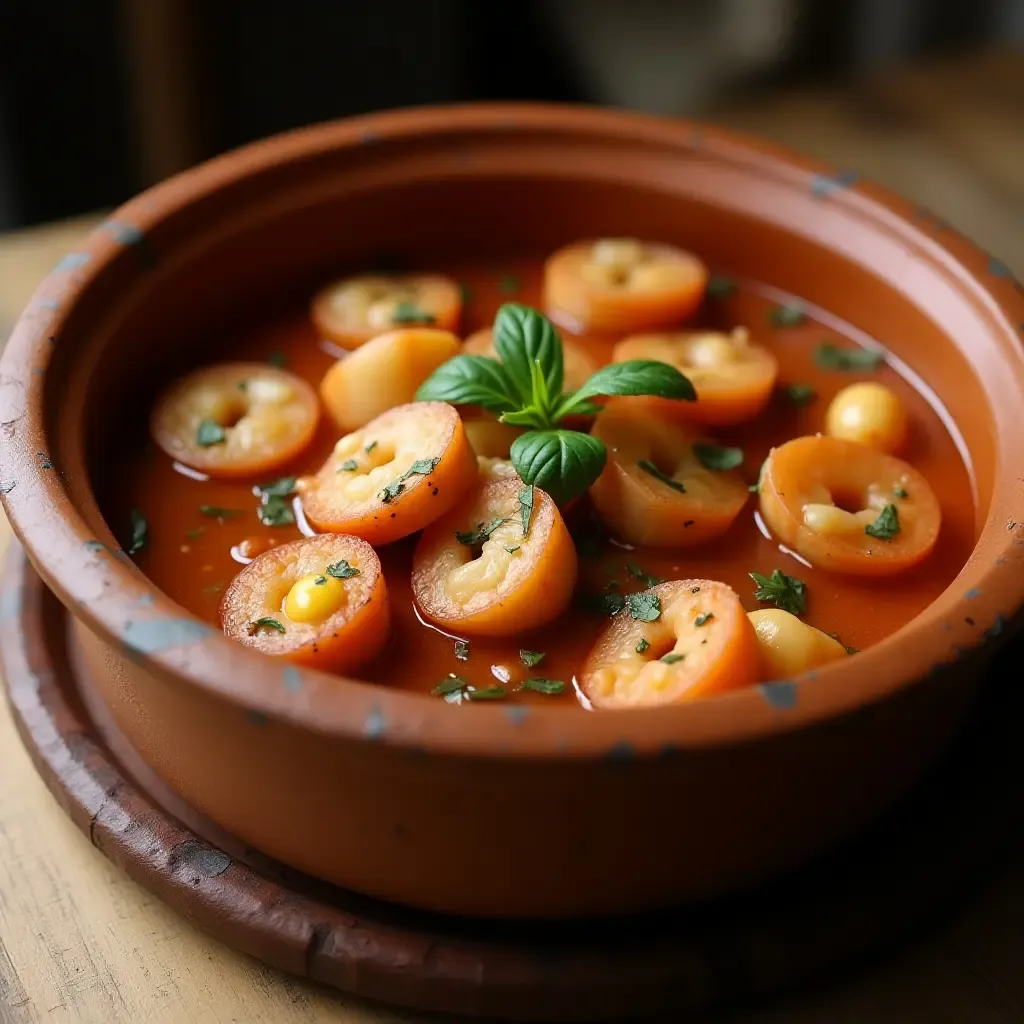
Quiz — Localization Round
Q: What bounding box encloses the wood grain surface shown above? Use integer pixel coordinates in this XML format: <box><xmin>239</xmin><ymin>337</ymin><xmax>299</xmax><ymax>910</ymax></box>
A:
<box><xmin>2</xmin><ymin>48</ymin><xmax>1024</xmax><ymax>1023</ymax></box>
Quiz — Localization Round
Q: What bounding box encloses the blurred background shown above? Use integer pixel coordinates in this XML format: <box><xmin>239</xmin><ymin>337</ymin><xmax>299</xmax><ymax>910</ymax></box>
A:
<box><xmin>0</xmin><ymin>0</ymin><xmax>1021</xmax><ymax>281</ymax></box>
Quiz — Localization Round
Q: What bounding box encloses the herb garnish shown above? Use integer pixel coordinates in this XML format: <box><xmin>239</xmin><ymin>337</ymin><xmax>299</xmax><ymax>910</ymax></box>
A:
<box><xmin>416</xmin><ymin>303</ymin><xmax>695</xmax><ymax>503</ymax></box>
<box><xmin>505</xmin><ymin>545</ymin><xmax>521</xmax><ymax>554</ymax></box>
<box><xmin>392</xmin><ymin>301</ymin><xmax>436</xmax><ymax>325</ymax></box>
<box><xmin>466</xmin><ymin>686</ymin><xmax>508</xmax><ymax>701</ymax></box>
<box><xmin>693</xmin><ymin>443</ymin><xmax>744</xmax><ymax>471</ymax></box>
<box><xmin>256</xmin><ymin>477</ymin><xmax>296</xmax><ymax>527</ymax></box>
<box><xmin>519</xmin><ymin>650</ymin><xmax>545</xmax><ymax>667</ymax></box>
<box><xmin>313</xmin><ymin>575</ymin><xmax>327</xmax><ymax>585</ymax></box>
<box><xmin>518</xmin><ymin>678</ymin><xmax>564</xmax><ymax>695</ymax></box>
<box><xmin>432</xmin><ymin>675</ymin><xmax>468</xmax><ymax>697</ymax></box>
<box><xmin>380</xmin><ymin>457</ymin><xmax>440</xmax><ymax>504</ymax></box>
<box><xmin>248</xmin><ymin>617</ymin><xmax>285</xmax><ymax>635</ymax></box>
<box><xmin>750</xmin><ymin>569</ymin><xmax>807</xmax><ymax>616</ymax></box>
<box><xmin>815</xmin><ymin>343</ymin><xmax>883</xmax><ymax>372</ymax></box>
<box><xmin>661</xmin><ymin>653</ymin><xmax>685</xmax><ymax>664</ymax></box>
<box><xmin>196</xmin><ymin>419</ymin><xmax>226</xmax><ymax>447</ymax></box>
<box><xmin>586</xmin><ymin>591</ymin><xmax>627</xmax><ymax>617</ymax></box>
<box><xmin>769</xmin><ymin>301</ymin><xmax>806</xmax><ymax>327</ymax></box>
<box><xmin>706</xmin><ymin>275</ymin><xmax>736</xmax><ymax>299</ymax></box>
<box><xmin>893</xmin><ymin>486</ymin><xmax>909</xmax><ymax>499</ymax></box>
<box><xmin>454</xmin><ymin>640</ymin><xmax>470</xmax><ymax>661</ymax></box>
<box><xmin>326</xmin><ymin>560</ymin><xmax>360</xmax><ymax>579</ymax></box>
<box><xmin>628</xmin><ymin>591</ymin><xmax>662</xmax><ymax>622</ymax></box>
<box><xmin>626</xmin><ymin>563</ymin><xmax>664</xmax><ymax>589</ymax></box>
<box><xmin>786</xmin><ymin>383</ymin><xmax>817</xmax><ymax>405</ymax></box>
<box><xmin>365</xmin><ymin>440</ymin><xmax>378</xmax><ymax>454</ymax></box>
<box><xmin>339</xmin><ymin>459</ymin><xmax>358</xmax><ymax>472</ymax></box>
<box><xmin>200</xmin><ymin>505</ymin><xmax>242</xmax><ymax>519</ymax></box>
<box><xmin>694</xmin><ymin>612</ymin><xmax>714</xmax><ymax>627</ymax></box>
<box><xmin>865</xmin><ymin>503</ymin><xmax>901</xmax><ymax>541</ymax></box>
<box><xmin>635</xmin><ymin>638</ymin><xmax>651</xmax><ymax>654</ymax></box>
<box><xmin>455</xmin><ymin>518</ymin><xmax>507</xmax><ymax>546</ymax></box>
<box><xmin>518</xmin><ymin>485</ymin><xmax>534</xmax><ymax>536</ymax></box>
<box><xmin>127</xmin><ymin>509</ymin><xmax>148</xmax><ymax>555</ymax></box>
<box><xmin>185</xmin><ymin>527</ymin><xmax>203</xmax><ymax>541</ymax></box>
<box><xmin>637</xmin><ymin>459</ymin><xmax>686</xmax><ymax>493</ymax></box>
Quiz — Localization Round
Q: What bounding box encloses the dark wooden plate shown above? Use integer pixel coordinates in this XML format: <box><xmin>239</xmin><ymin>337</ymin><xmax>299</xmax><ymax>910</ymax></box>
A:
<box><xmin>2</xmin><ymin>544</ymin><xmax>1022</xmax><ymax>1022</ymax></box>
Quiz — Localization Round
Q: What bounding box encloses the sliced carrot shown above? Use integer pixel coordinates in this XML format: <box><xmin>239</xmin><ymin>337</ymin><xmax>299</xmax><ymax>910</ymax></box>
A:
<box><xmin>150</xmin><ymin>363</ymin><xmax>320</xmax><ymax>479</ymax></box>
<box><xmin>411</xmin><ymin>477</ymin><xmax>577</xmax><ymax>636</ymax></box>
<box><xmin>580</xmin><ymin>579</ymin><xmax>759</xmax><ymax>708</ymax></box>
<box><xmin>311</xmin><ymin>273</ymin><xmax>461</xmax><ymax>349</ymax></box>
<box><xmin>297</xmin><ymin>402</ymin><xmax>477</xmax><ymax>545</ymax></box>
<box><xmin>588</xmin><ymin>397</ymin><xmax>748</xmax><ymax>547</ymax></box>
<box><xmin>612</xmin><ymin>327</ymin><xmax>777</xmax><ymax>426</ymax></box>
<box><xmin>320</xmin><ymin>328</ymin><xmax>461</xmax><ymax>432</ymax></box>
<box><xmin>759</xmin><ymin>435</ymin><xmax>941</xmax><ymax>576</ymax></box>
<box><xmin>220</xmin><ymin>534</ymin><xmax>389</xmax><ymax>673</ymax></box>
<box><xmin>544</xmin><ymin>238</ymin><xmax>707</xmax><ymax>334</ymax></box>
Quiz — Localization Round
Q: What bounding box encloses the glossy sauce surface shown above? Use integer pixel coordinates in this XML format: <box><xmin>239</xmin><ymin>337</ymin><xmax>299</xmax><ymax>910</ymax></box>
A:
<box><xmin>104</xmin><ymin>256</ymin><xmax>977</xmax><ymax>703</ymax></box>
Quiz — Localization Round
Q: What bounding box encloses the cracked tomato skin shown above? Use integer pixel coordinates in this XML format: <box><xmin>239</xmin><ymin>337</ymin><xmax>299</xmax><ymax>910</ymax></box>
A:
<box><xmin>411</xmin><ymin>477</ymin><xmax>577</xmax><ymax>636</ymax></box>
<box><xmin>297</xmin><ymin>402</ymin><xmax>478</xmax><ymax>546</ymax></box>
<box><xmin>544</xmin><ymin>238</ymin><xmax>707</xmax><ymax>334</ymax></box>
<box><xmin>580</xmin><ymin>579</ymin><xmax>759</xmax><ymax>709</ymax></box>
<box><xmin>219</xmin><ymin>534</ymin><xmax>389</xmax><ymax>673</ymax></box>
<box><xmin>151</xmin><ymin>363</ymin><xmax>320</xmax><ymax>478</ymax></box>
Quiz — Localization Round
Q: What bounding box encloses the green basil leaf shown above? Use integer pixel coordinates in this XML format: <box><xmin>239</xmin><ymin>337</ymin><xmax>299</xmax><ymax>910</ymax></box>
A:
<box><xmin>510</xmin><ymin>430</ymin><xmax>606</xmax><ymax>506</ymax></box>
<box><xmin>415</xmin><ymin>354</ymin><xmax>519</xmax><ymax>415</ymax></box>
<box><xmin>568</xmin><ymin>360</ymin><xmax>696</xmax><ymax>405</ymax></box>
<box><xmin>499</xmin><ymin>407</ymin><xmax>549</xmax><ymax>429</ymax></box>
<box><xmin>492</xmin><ymin>303</ymin><xmax>564</xmax><ymax>406</ymax></box>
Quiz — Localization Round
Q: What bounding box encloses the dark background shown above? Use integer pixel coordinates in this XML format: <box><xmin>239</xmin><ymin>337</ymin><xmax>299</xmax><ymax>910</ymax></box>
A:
<box><xmin>0</xmin><ymin>0</ymin><xmax>1021</xmax><ymax>229</ymax></box>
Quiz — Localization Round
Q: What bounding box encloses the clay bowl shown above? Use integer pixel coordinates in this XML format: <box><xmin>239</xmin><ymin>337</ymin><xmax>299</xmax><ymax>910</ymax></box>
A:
<box><xmin>3</xmin><ymin>105</ymin><xmax>1024</xmax><ymax>920</ymax></box>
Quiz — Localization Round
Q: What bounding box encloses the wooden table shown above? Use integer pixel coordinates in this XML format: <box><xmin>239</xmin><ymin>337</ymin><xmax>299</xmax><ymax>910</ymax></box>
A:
<box><xmin>3</xmin><ymin>49</ymin><xmax>1024</xmax><ymax>1024</ymax></box>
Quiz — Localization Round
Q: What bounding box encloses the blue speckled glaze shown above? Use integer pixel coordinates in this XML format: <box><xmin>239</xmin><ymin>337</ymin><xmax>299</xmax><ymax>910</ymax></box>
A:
<box><xmin>0</xmin><ymin>479</ymin><xmax>16</xmax><ymax>495</ymax></box>
<box><xmin>605</xmin><ymin>739</ymin><xmax>636</xmax><ymax>761</ymax></box>
<box><xmin>503</xmin><ymin>705</ymin><xmax>530</xmax><ymax>725</ymax></box>
<box><xmin>134</xmin><ymin>593</ymin><xmax>155</xmax><ymax>608</ymax></box>
<box><xmin>988</xmin><ymin>256</ymin><xmax>1013</xmax><ymax>278</ymax></box>
<box><xmin>810</xmin><ymin>169</ymin><xmax>859</xmax><ymax>199</ymax></box>
<box><xmin>245</xmin><ymin>709</ymin><xmax>270</xmax><ymax>727</ymax></box>
<box><xmin>364</xmin><ymin>706</ymin><xmax>386</xmax><ymax>739</ymax></box>
<box><xmin>986</xmin><ymin>615</ymin><xmax>1007</xmax><ymax>639</ymax></box>
<box><xmin>84</xmin><ymin>540</ymin><xmax>105</xmax><ymax>552</ymax></box>
<box><xmin>52</xmin><ymin>252</ymin><xmax>91</xmax><ymax>273</ymax></box>
<box><xmin>123</xmin><ymin>618</ymin><xmax>212</xmax><ymax>653</ymax></box>
<box><xmin>965</xmin><ymin>587</ymin><xmax>982</xmax><ymax>600</ymax></box>
<box><xmin>101</xmin><ymin>219</ymin><xmax>144</xmax><ymax>246</ymax></box>
<box><xmin>759</xmin><ymin>680</ymin><xmax>798</xmax><ymax>710</ymax></box>
<box><xmin>0</xmin><ymin>582</ymin><xmax>22</xmax><ymax>623</ymax></box>
<box><xmin>36</xmin><ymin>298</ymin><xmax>61</xmax><ymax>311</ymax></box>
<box><xmin>282</xmin><ymin>666</ymin><xmax>303</xmax><ymax>692</ymax></box>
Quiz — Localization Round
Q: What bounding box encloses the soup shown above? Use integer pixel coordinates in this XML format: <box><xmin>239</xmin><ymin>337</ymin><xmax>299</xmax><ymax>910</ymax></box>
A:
<box><xmin>104</xmin><ymin>241</ymin><xmax>975</xmax><ymax>708</ymax></box>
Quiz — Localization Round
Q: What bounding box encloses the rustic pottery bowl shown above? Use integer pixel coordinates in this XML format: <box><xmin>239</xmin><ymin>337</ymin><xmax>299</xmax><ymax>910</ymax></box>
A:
<box><xmin>2</xmin><ymin>105</ymin><xmax>1024</xmax><ymax>920</ymax></box>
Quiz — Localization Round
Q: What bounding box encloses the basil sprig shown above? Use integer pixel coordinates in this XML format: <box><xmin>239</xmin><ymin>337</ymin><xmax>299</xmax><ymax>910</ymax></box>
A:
<box><xmin>417</xmin><ymin>303</ymin><xmax>696</xmax><ymax>503</ymax></box>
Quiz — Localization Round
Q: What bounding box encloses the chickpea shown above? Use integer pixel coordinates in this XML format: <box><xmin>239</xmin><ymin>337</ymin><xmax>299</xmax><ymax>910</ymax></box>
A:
<box><xmin>748</xmin><ymin>609</ymin><xmax>847</xmax><ymax>678</ymax></box>
<box><xmin>825</xmin><ymin>382</ymin><xmax>908</xmax><ymax>453</ymax></box>
<box><xmin>284</xmin><ymin>572</ymin><xmax>347</xmax><ymax>625</ymax></box>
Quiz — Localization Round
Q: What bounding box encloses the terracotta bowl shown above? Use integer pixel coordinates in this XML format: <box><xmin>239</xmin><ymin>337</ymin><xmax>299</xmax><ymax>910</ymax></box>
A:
<box><xmin>2</xmin><ymin>105</ymin><xmax>1024</xmax><ymax>920</ymax></box>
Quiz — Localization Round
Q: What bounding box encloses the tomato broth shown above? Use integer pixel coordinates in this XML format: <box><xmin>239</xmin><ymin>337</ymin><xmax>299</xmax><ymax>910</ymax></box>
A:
<box><xmin>104</xmin><ymin>254</ymin><xmax>976</xmax><ymax>706</ymax></box>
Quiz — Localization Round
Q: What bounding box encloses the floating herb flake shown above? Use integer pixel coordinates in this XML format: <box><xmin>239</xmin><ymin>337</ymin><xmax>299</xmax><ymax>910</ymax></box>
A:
<box><xmin>249</xmin><ymin>617</ymin><xmax>285</xmax><ymax>635</ymax></box>
<box><xmin>432</xmin><ymin>674</ymin><xmax>468</xmax><ymax>697</ymax></box>
<box><xmin>635</xmin><ymin>638</ymin><xmax>651</xmax><ymax>654</ymax></box>
<box><xmin>365</xmin><ymin>440</ymin><xmax>378</xmax><ymax>454</ymax></box>
<box><xmin>454</xmin><ymin>639</ymin><xmax>470</xmax><ymax>662</ymax></box>
<box><xmin>769</xmin><ymin>301</ymin><xmax>806</xmax><ymax>327</ymax></box>
<box><xmin>693</xmin><ymin>443</ymin><xmax>743</xmax><ymax>471</ymax></box>
<box><xmin>392</xmin><ymin>301</ymin><xmax>435</xmax><ymax>324</ymax></box>
<box><xmin>466</xmin><ymin>686</ymin><xmax>508</xmax><ymax>701</ymax></box>
<box><xmin>628</xmin><ymin>591</ymin><xmax>662</xmax><ymax>622</ymax></box>
<box><xmin>694</xmin><ymin>612</ymin><xmax>714</xmax><ymax>626</ymax></box>
<box><xmin>200</xmin><ymin>504</ymin><xmax>242</xmax><ymax>519</ymax></box>
<box><xmin>326</xmin><ymin>560</ymin><xmax>360</xmax><ymax>579</ymax></box>
<box><xmin>518</xmin><ymin>678</ymin><xmax>564</xmax><ymax>695</ymax></box>
<box><xmin>660</xmin><ymin>653</ymin><xmax>685</xmax><ymax>664</ymax></box>
<box><xmin>519</xmin><ymin>650</ymin><xmax>546</xmax><ymax>667</ymax></box>
<box><xmin>750</xmin><ymin>569</ymin><xmax>807</xmax><ymax>617</ymax></box>
<box><xmin>893</xmin><ymin>486</ymin><xmax>909</xmax><ymax>499</ymax></box>
<box><xmin>127</xmin><ymin>509</ymin><xmax>148</xmax><ymax>555</ymax></box>
<box><xmin>865</xmin><ymin>502</ymin><xmax>901</xmax><ymax>541</ymax></box>
<box><xmin>626</xmin><ymin>563</ymin><xmax>664</xmax><ymax>589</ymax></box>
<box><xmin>815</xmin><ymin>342</ymin><xmax>883</xmax><ymax>372</ymax></box>
<box><xmin>637</xmin><ymin>459</ymin><xmax>685</xmax><ymax>493</ymax></box>
<box><xmin>785</xmin><ymin>383</ymin><xmax>817</xmax><ymax>405</ymax></box>
<box><xmin>339</xmin><ymin>459</ymin><xmax>358</xmax><ymax>472</ymax></box>
<box><xmin>519</xmin><ymin>485</ymin><xmax>535</xmax><ymax>537</ymax></box>
<box><xmin>196</xmin><ymin>419</ymin><xmax>226</xmax><ymax>447</ymax></box>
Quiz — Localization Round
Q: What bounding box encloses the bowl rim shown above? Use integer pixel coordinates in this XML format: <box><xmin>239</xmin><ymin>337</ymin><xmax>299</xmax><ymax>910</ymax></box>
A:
<box><xmin>2</xmin><ymin>101</ymin><xmax>1023</xmax><ymax>759</ymax></box>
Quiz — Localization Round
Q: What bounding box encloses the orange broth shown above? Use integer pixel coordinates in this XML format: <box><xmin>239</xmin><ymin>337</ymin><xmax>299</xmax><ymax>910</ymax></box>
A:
<box><xmin>104</xmin><ymin>256</ymin><xmax>976</xmax><ymax>705</ymax></box>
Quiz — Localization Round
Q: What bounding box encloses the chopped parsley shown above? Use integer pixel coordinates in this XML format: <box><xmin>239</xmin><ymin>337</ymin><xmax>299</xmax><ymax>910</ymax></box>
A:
<box><xmin>637</xmin><ymin>459</ymin><xmax>685</xmax><ymax>493</ymax></box>
<box><xmin>865</xmin><ymin>502</ymin><xmax>901</xmax><ymax>541</ymax></box>
<box><xmin>694</xmin><ymin>612</ymin><xmax>714</xmax><ymax>627</ymax></box>
<box><xmin>769</xmin><ymin>301</ymin><xmax>806</xmax><ymax>327</ymax></box>
<box><xmin>786</xmin><ymin>383</ymin><xmax>817</xmax><ymax>405</ymax></box>
<box><xmin>660</xmin><ymin>653</ymin><xmax>685</xmax><ymax>664</ymax></box>
<box><xmin>326</xmin><ymin>560</ymin><xmax>360</xmax><ymax>579</ymax></box>
<box><xmin>815</xmin><ymin>342</ymin><xmax>883</xmax><ymax>372</ymax></box>
<box><xmin>706</xmin><ymin>274</ymin><xmax>737</xmax><ymax>299</ymax></box>
<box><xmin>200</xmin><ymin>505</ymin><xmax>242</xmax><ymax>519</ymax></box>
<box><xmin>248</xmin><ymin>617</ymin><xmax>285</xmax><ymax>635</ymax></box>
<box><xmin>505</xmin><ymin>545</ymin><xmax>521</xmax><ymax>554</ymax></box>
<box><xmin>455</xmin><ymin>517</ymin><xmax>508</xmax><ymax>546</ymax></box>
<box><xmin>196</xmin><ymin>419</ymin><xmax>226</xmax><ymax>447</ymax></box>
<box><xmin>313</xmin><ymin>575</ymin><xmax>327</xmax><ymax>585</ymax></box>
<box><xmin>432</xmin><ymin>674</ymin><xmax>468</xmax><ymax>697</ymax></box>
<box><xmin>391</xmin><ymin>301</ymin><xmax>435</xmax><ymax>324</ymax></box>
<box><xmin>519</xmin><ymin>485</ymin><xmax>535</xmax><ymax>537</ymax></box>
<box><xmin>258</xmin><ymin>495</ymin><xmax>295</xmax><ymax>528</ymax></box>
<box><xmin>185</xmin><ymin>527</ymin><xmax>203</xmax><ymax>541</ymax></box>
<box><xmin>365</xmin><ymin>440</ymin><xmax>378</xmax><ymax>454</ymax></box>
<box><xmin>339</xmin><ymin>459</ymin><xmax>359</xmax><ymax>472</ymax></box>
<box><xmin>259</xmin><ymin>476</ymin><xmax>297</xmax><ymax>497</ymax></box>
<box><xmin>693</xmin><ymin>443</ymin><xmax>744</xmax><ymax>472</ymax></box>
<box><xmin>750</xmin><ymin>569</ymin><xmax>807</xmax><ymax>617</ymax></box>
<box><xmin>626</xmin><ymin>563</ymin><xmax>664</xmax><ymax>589</ymax></box>
<box><xmin>454</xmin><ymin>639</ymin><xmax>470</xmax><ymax>661</ymax></box>
<box><xmin>635</xmin><ymin>638</ymin><xmax>651</xmax><ymax>654</ymax></box>
<box><xmin>519</xmin><ymin>650</ymin><xmax>545</xmax><ymax>667</ymax></box>
<box><xmin>518</xmin><ymin>678</ymin><xmax>564</xmax><ymax>695</ymax></box>
<box><xmin>127</xmin><ymin>509</ymin><xmax>148</xmax><ymax>556</ymax></box>
<box><xmin>466</xmin><ymin>686</ymin><xmax>508</xmax><ymax>701</ymax></box>
<box><xmin>585</xmin><ymin>591</ymin><xmax>627</xmax><ymax>617</ymax></box>
<box><xmin>380</xmin><ymin>457</ymin><xmax>440</xmax><ymax>504</ymax></box>
<box><xmin>893</xmin><ymin>486</ymin><xmax>909</xmax><ymax>499</ymax></box>
<box><xmin>628</xmin><ymin>591</ymin><xmax>662</xmax><ymax>622</ymax></box>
